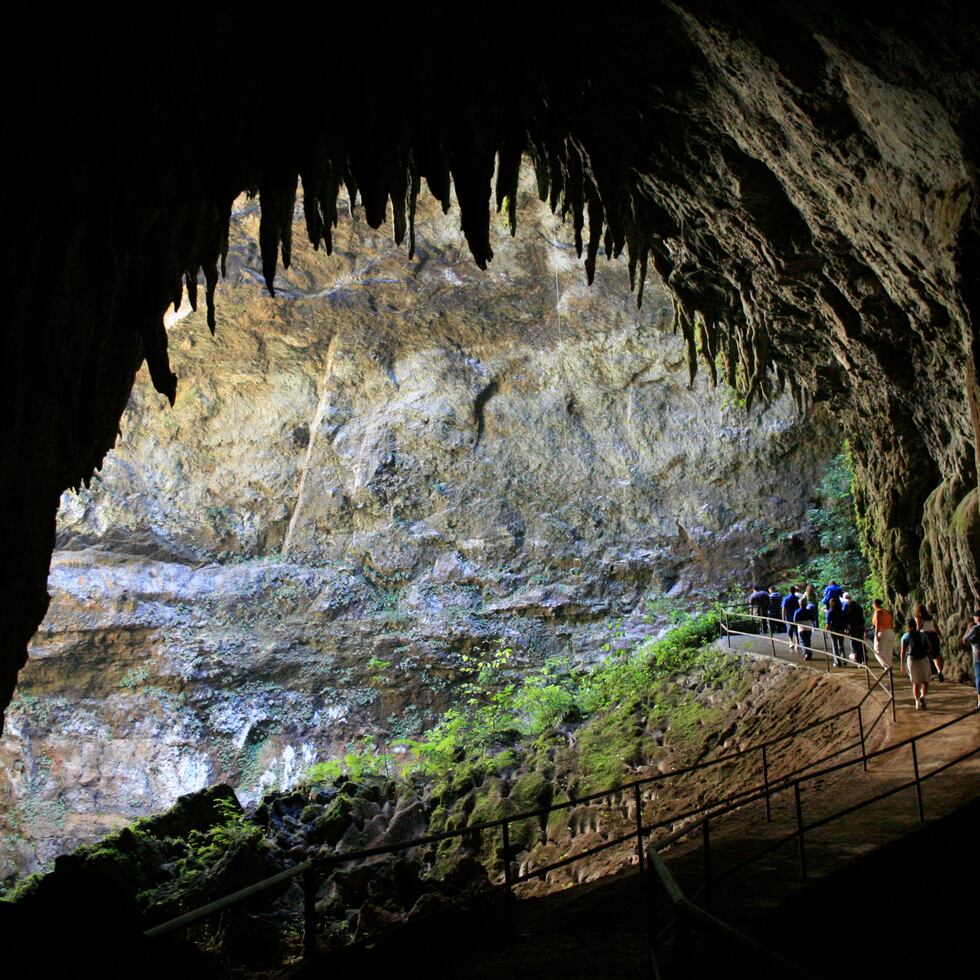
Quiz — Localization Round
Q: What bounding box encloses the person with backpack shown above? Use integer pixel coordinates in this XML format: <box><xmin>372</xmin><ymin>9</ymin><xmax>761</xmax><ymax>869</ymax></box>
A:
<box><xmin>914</xmin><ymin>603</ymin><xmax>945</xmax><ymax>681</ymax></box>
<box><xmin>901</xmin><ymin>618</ymin><xmax>931</xmax><ymax>709</ymax></box>
<box><xmin>782</xmin><ymin>586</ymin><xmax>801</xmax><ymax>649</ymax></box>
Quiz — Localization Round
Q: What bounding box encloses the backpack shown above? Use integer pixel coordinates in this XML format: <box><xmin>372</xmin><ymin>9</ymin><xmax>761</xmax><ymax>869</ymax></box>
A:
<box><xmin>908</xmin><ymin>630</ymin><xmax>928</xmax><ymax>660</ymax></box>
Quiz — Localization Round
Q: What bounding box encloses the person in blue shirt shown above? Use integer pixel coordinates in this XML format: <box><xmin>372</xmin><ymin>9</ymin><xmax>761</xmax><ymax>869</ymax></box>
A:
<box><xmin>821</xmin><ymin>581</ymin><xmax>844</xmax><ymax>609</ymax></box>
<box><xmin>782</xmin><ymin>587</ymin><xmax>801</xmax><ymax>649</ymax></box>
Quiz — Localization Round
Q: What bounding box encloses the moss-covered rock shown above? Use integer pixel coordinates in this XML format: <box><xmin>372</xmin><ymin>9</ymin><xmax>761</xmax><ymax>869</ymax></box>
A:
<box><xmin>312</xmin><ymin>794</ymin><xmax>355</xmax><ymax>847</ymax></box>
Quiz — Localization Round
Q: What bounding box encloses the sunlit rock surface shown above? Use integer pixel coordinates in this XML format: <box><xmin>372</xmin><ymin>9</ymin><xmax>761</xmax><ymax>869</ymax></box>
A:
<box><xmin>0</xmin><ymin>174</ymin><xmax>834</xmax><ymax>877</ymax></box>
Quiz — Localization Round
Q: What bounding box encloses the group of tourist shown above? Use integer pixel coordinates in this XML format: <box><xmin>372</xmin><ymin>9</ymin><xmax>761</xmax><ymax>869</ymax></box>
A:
<box><xmin>746</xmin><ymin>581</ymin><xmax>866</xmax><ymax>664</ymax></box>
<box><xmin>746</xmin><ymin>582</ymin><xmax>959</xmax><ymax>710</ymax></box>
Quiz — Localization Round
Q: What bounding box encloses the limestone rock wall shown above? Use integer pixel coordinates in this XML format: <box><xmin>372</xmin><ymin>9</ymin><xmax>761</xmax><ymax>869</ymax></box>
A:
<box><xmin>3</xmin><ymin>5</ymin><xmax>980</xmax><ymax>739</ymax></box>
<box><xmin>0</xmin><ymin>177</ymin><xmax>833</xmax><ymax>878</ymax></box>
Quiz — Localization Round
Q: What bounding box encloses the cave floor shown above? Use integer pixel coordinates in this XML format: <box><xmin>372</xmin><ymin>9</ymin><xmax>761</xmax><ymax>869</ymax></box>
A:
<box><xmin>310</xmin><ymin>636</ymin><xmax>979</xmax><ymax>979</ymax></box>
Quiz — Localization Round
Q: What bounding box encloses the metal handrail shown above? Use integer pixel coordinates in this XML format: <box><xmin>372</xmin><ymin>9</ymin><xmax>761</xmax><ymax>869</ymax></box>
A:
<box><xmin>646</xmin><ymin>708</ymin><xmax>980</xmax><ymax>977</ymax></box>
<box><xmin>143</xmin><ymin>615</ymin><xmax>899</xmax><ymax>958</ymax></box>
<box><xmin>645</xmin><ymin>847</ymin><xmax>817</xmax><ymax>979</ymax></box>
<box><xmin>720</xmin><ymin>604</ymin><xmax>878</xmax><ymax>664</ymax></box>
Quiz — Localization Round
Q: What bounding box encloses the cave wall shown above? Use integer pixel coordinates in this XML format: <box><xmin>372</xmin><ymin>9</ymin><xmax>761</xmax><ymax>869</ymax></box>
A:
<box><xmin>2</xmin><ymin>3</ymin><xmax>980</xmax><ymax>726</ymax></box>
<box><xmin>0</xmin><ymin>175</ymin><xmax>833</xmax><ymax>877</ymax></box>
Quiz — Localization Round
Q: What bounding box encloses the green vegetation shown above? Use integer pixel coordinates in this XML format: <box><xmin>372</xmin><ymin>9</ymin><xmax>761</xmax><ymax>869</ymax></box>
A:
<box><xmin>314</xmin><ymin>611</ymin><xmax>726</xmax><ymax>793</ymax></box>
<box><xmin>785</xmin><ymin>447</ymin><xmax>877</xmax><ymax>603</ymax></box>
<box><xmin>306</xmin><ymin>739</ymin><xmax>393</xmax><ymax>784</ymax></box>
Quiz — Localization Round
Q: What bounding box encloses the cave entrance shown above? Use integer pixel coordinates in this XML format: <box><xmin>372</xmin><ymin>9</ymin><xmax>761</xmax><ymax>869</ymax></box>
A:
<box><xmin>1</xmin><ymin>162</ymin><xmax>837</xmax><ymax>881</ymax></box>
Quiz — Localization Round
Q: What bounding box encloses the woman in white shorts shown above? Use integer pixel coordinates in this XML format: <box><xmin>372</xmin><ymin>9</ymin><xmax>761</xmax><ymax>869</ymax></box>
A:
<box><xmin>901</xmin><ymin>619</ymin><xmax>932</xmax><ymax>709</ymax></box>
<box><xmin>871</xmin><ymin>599</ymin><xmax>895</xmax><ymax>670</ymax></box>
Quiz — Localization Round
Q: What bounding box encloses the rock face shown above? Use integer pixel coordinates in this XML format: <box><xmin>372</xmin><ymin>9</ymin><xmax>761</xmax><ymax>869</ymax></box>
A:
<box><xmin>2</xmin><ymin>5</ymin><xmax>979</xmax><ymax>738</ymax></box>
<box><xmin>0</xmin><ymin>174</ymin><xmax>834</xmax><ymax>878</ymax></box>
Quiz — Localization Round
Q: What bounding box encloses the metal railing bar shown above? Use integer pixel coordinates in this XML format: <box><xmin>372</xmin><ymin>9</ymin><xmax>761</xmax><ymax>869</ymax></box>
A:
<box><xmin>722</xmin><ymin>609</ymin><xmax>875</xmax><ymax>653</ymax></box>
<box><xmin>914</xmin><ymin>743</ymin><xmax>980</xmax><ymax>783</ymax></box>
<box><xmin>723</xmin><ymin>626</ymin><xmax>886</xmax><ymax>700</ymax></box>
<box><xmin>646</xmin><ymin>846</ymin><xmax>815</xmax><ymax>978</ymax></box>
<box><xmin>644</xmin><ymin>714</ymin><xmax>980</xmax><ymax>877</ymax></box>
<box><xmin>144</xmin><ymin>858</ymin><xmax>314</xmax><ymax>937</ymax></box>
<box><xmin>514</xmin><ymin>831</ymin><xmax>638</xmax><ymax>882</ymax></box>
<box><xmin>678</xmin><ymin>900</ymin><xmax>817</xmax><ymax>978</ymax></box>
<box><xmin>722</xmin><ymin>625</ymin><xmax>888</xmax><ymax>705</ymax></box>
<box><xmin>763</xmin><ymin>709</ymin><xmax>978</xmax><ymax>797</ymax></box>
<box><xmin>646</xmin><ymin>846</ymin><xmax>687</xmax><ymax>905</ymax></box>
<box><xmin>147</xmin><ymin>696</ymin><xmax>919</xmax><ymax>940</ymax></box>
<box><xmin>692</xmin><ymin>743</ymin><xmax>980</xmax><ymax>898</ymax></box>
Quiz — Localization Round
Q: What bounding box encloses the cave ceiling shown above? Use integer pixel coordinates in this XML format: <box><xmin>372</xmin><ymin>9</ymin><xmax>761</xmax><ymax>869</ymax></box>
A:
<box><xmin>1</xmin><ymin>2</ymin><xmax>979</xmax><ymax>726</ymax></box>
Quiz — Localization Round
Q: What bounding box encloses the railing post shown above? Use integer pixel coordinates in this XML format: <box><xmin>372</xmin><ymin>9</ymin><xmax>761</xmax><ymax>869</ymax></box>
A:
<box><xmin>769</xmin><ymin>622</ymin><xmax>776</xmax><ymax>658</ymax></box>
<box><xmin>857</xmin><ymin>705</ymin><xmax>867</xmax><ymax>772</ymax></box>
<box><xmin>725</xmin><ymin>610</ymin><xmax>731</xmax><ymax>648</ymax></box>
<box><xmin>794</xmin><ymin>781</ymin><xmax>807</xmax><ymax>880</ymax></box>
<box><xmin>502</xmin><ymin>819</ymin><xmax>515</xmax><ymax>906</ymax></box>
<box><xmin>889</xmin><ymin>668</ymin><xmax>897</xmax><ymax>721</ymax></box>
<box><xmin>865</xmin><ymin>665</ymin><xmax>872</xmax><ymax>691</ymax></box>
<box><xmin>634</xmin><ymin>783</ymin><xmax>645</xmax><ymax>871</ymax></box>
<box><xmin>303</xmin><ymin>863</ymin><xmax>318</xmax><ymax>962</ymax></box>
<box><xmin>646</xmin><ymin>849</ymin><xmax>658</xmax><ymax>973</ymax></box>
<box><xmin>911</xmin><ymin>740</ymin><xmax>925</xmax><ymax>822</ymax></box>
<box><xmin>761</xmin><ymin>744</ymin><xmax>772</xmax><ymax>822</ymax></box>
<box><xmin>675</xmin><ymin>900</ymin><xmax>690</xmax><ymax>971</ymax></box>
<box><xmin>702</xmin><ymin>817</ymin><xmax>712</xmax><ymax>909</ymax></box>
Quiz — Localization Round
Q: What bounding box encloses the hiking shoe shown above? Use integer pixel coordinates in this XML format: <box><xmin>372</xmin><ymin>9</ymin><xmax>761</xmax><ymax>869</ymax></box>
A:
<box><xmin>920</xmin><ymin>698</ymin><xmax>927</xmax><ymax>710</ymax></box>
<box><xmin>914</xmin><ymin>699</ymin><xmax>921</xmax><ymax>710</ymax></box>
<box><xmin>937</xmin><ymin>672</ymin><xmax>945</xmax><ymax>682</ymax></box>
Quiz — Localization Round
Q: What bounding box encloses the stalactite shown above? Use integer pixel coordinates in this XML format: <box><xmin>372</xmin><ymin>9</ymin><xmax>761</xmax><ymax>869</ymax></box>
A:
<box><xmin>698</xmin><ymin>316</ymin><xmax>717</xmax><ymax>387</ymax></box>
<box><xmin>407</xmin><ymin>159</ymin><xmax>421</xmax><ymax>259</ymax></box>
<box><xmin>319</xmin><ymin>163</ymin><xmax>340</xmax><ymax>255</ymax></box>
<box><xmin>390</xmin><ymin>148</ymin><xmax>410</xmax><ymax>248</ymax></box>
<box><xmin>184</xmin><ymin>271</ymin><xmax>197</xmax><ymax>313</ymax></box>
<box><xmin>495</xmin><ymin>136</ymin><xmax>524</xmax><ymax>237</ymax></box>
<box><xmin>137</xmin><ymin>314</ymin><xmax>177</xmax><ymax>406</ymax></box>
<box><xmin>565</xmin><ymin>148</ymin><xmax>586</xmax><ymax>258</ymax></box>
<box><xmin>725</xmin><ymin>330</ymin><xmax>738</xmax><ymax>391</ymax></box>
<box><xmin>448</xmin><ymin>141</ymin><xmax>496</xmax><ymax>270</ymax></box>
<box><xmin>636</xmin><ymin>248</ymin><xmax>649</xmax><ymax>309</ymax></box>
<box><xmin>203</xmin><ymin>257</ymin><xmax>218</xmax><ymax>334</ymax></box>
<box><xmin>420</xmin><ymin>146</ymin><xmax>452</xmax><ymax>214</ymax></box>
<box><xmin>528</xmin><ymin>138</ymin><xmax>551</xmax><ymax>204</ymax></box>
<box><xmin>584</xmin><ymin>185</ymin><xmax>604</xmax><ymax>284</ymax></box>
<box><xmin>258</xmin><ymin>176</ymin><xmax>297</xmax><ymax>295</ymax></box>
